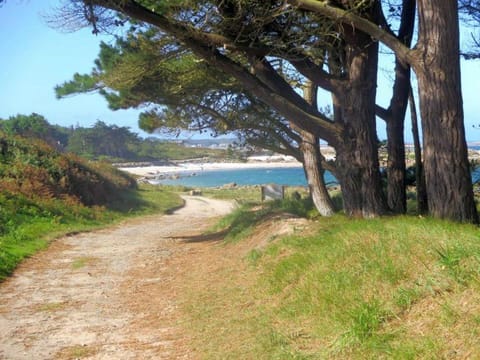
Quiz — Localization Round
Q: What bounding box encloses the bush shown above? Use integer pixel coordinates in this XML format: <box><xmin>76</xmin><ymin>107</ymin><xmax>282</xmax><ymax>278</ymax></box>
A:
<box><xmin>0</xmin><ymin>132</ymin><xmax>136</xmax><ymax>206</ymax></box>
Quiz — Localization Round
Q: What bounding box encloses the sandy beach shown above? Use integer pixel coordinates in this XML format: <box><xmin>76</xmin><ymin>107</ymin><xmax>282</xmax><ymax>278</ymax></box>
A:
<box><xmin>118</xmin><ymin>156</ymin><xmax>303</xmax><ymax>177</ymax></box>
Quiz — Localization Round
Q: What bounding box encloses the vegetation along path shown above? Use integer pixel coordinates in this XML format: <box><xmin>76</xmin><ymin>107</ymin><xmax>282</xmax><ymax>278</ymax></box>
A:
<box><xmin>0</xmin><ymin>196</ymin><xmax>235</xmax><ymax>359</ymax></box>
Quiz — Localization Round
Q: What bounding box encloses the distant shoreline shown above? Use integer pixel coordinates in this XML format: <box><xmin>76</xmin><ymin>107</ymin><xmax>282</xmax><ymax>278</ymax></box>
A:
<box><xmin>118</xmin><ymin>146</ymin><xmax>480</xmax><ymax>179</ymax></box>
<box><xmin>118</xmin><ymin>156</ymin><xmax>303</xmax><ymax>178</ymax></box>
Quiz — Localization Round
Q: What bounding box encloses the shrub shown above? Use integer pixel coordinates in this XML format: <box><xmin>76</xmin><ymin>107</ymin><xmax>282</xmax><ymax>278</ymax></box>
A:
<box><xmin>0</xmin><ymin>132</ymin><xmax>136</xmax><ymax>206</ymax></box>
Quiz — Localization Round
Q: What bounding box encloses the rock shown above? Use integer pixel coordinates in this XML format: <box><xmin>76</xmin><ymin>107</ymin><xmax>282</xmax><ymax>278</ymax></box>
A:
<box><xmin>222</xmin><ymin>182</ymin><xmax>237</xmax><ymax>189</ymax></box>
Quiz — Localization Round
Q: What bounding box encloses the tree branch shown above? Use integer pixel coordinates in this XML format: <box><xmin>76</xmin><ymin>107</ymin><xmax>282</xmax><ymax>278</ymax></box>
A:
<box><xmin>375</xmin><ymin>104</ymin><xmax>390</xmax><ymax>121</ymax></box>
<box><xmin>89</xmin><ymin>0</ymin><xmax>343</xmax><ymax>145</ymax></box>
<box><xmin>289</xmin><ymin>57</ymin><xmax>343</xmax><ymax>94</ymax></box>
<box><xmin>288</xmin><ymin>0</ymin><xmax>416</xmax><ymax>66</ymax></box>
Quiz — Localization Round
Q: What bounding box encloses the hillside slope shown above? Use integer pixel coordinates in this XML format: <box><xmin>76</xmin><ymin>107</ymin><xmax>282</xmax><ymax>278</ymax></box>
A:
<box><xmin>0</xmin><ymin>132</ymin><xmax>136</xmax><ymax>206</ymax></box>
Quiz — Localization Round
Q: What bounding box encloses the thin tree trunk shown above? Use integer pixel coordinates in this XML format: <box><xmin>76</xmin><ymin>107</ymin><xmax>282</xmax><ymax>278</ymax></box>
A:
<box><xmin>383</xmin><ymin>0</ymin><xmax>415</xmax><ymax>214</ymax></box>
<box><xmin>297</xmin><ymin>81</ymin><xmax>335</xmax><ymax>216</ymax></box>
<box><xmin>386</xmin><ymin>112</ymin><xmax>406</xmax><ymax>213</ymax></box>
<box><xmin>414</xmin><ymin>0</ymin><xmax>478</xmax><ymax>223</ymax></box>
<box><xmin>408</xmin><ymin>85</ymin><xmax>428</xmax><ymax>214</ymax></box>
<box><xmin>300</xmin><ymin>131</ymin><xmax>335</xmax><ymax>216</ymax></box>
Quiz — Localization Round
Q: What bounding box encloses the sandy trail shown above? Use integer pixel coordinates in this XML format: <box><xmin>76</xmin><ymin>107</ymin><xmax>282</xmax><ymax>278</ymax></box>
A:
<box><xmin>0</xmin><ymin>196</ymin><xmax>235</xmax><ymax>360</ymax></box>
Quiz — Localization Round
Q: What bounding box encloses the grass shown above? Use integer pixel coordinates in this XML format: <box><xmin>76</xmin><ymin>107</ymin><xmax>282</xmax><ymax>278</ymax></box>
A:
<box><xmin>71</xmin><ymin>256</ymin><xmax>96</xmax><ymax>269</ymax></box>
<box><xmin>2</xmin><ymin>145</ymin><xmax>478</xmax><ymax>358</ymax></box>
<box><xmin>0</xmin><ymin>133</ymin><xmax>180</xmax><ymax>280</ymax></box>
<box><xmin>0</xmin><ymin>184</ymin><xmax>183</xmax><ymax>281</ymax></box>
<box><xmin>199</xmin><ymin>186</ymin><xmax>264</xmax><ymax>204</ymax></box>
<box><xmin>55</xmin><ymin>345</ymin><xmax>97</xmax><ymax>359</ymax></box>
<box><xmin>178</xmin><ymin>208</ymin><xmax>480</xmax><ymax>359</ymax></box>
<box><xmin>200</xmin><ymin>185</ymin><xmax>316</xmax><ymax>205</ymax></box>
<box><xmin>209</xmin><ymin>194</ymin><xmax>319</xmax><ymax>243</ymax></box>
<box><xmin>36</xmin><ymin>301</ymin><xmax>68</xmax><ymax>312</ymax></box>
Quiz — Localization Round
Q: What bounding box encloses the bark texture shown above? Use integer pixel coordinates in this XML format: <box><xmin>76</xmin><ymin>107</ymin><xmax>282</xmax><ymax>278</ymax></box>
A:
<box><xmin>297</xmin><ymin>81</ymin><xmax>335</xmax><ymax>216</ymax></box>
<box><xmin>409</xmin><ymin>85</ymin><xmax>428</xmax><ymax>214</ymax></box>
<box><xmin>383</xmin><ymin>0</ymin><xmax>416</xmax><ymax>214</ymax></box>
<box><xmin>300</xmin><ymin>131</ymin><xmax>335</xmax><ymax>216</ymax></box>
<box><xmin>414</xmin><ymin>0</ymin><xmax>478</xmax><ymax>222</ymax></box>
<box><xmin>386</xmin><ymin>115</ymin><xmax>406</xmax><ymax>213</ymax></box>
<box><xmin>334</xmin><ymin>30</ymin><xmax>386</xmax><ymax>218</ymax></box>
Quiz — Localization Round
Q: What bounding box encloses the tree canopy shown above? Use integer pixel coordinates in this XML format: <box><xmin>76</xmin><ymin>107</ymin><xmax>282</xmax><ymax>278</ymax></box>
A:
<box><xmin>0</xmin><ymin>113</ymin><xmax>69</xmax><ymax>149</ymax></box>
<box><xmin>54</xmin><ymin>0</ymin><xmax>479</xmax><ymax>222</ymax></box>
<box><xmin>56</xmin><ymin>32</ymin><xmax>306</xmax><ymax>159</ymax></box>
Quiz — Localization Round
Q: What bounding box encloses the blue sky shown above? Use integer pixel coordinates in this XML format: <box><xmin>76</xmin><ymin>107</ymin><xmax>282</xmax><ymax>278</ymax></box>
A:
<box><xmin>1</xmin><ymin>1</ymin><xmax>479</xmax><ymax>141</ymax></box>
<box><xmin>0</xmin><ymin>0</ymin><xmax>147</xmax><ymax>135</ymax></box>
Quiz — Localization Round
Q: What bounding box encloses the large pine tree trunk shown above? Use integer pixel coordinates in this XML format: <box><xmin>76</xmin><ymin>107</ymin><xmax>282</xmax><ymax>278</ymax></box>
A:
<box><xmin>334</xmin><ymin>30</ymin><xmax>386</xmax><ymax>218</ymax></box>
<box><xmin>336</xmin><ymin>138</ymin><xmax>385</xmax><ymax>218</ymax></box>
<box><xmin>414</xmin><ymin>0</ymin><xmax>478</xmax><ymax>223</ymax></box>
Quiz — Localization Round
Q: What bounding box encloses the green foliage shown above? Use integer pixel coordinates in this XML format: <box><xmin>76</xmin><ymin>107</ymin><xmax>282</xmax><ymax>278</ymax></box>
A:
<box><xmin>65</xmin><ymin>120</ymin><xmax>139</xmax><ymax>160</ymax></box>
<box><xmin>201</xmin><ymin>186</ymin><xmax>262</xmax><ymax>203</ymax></box>
<box><xmin>346</xmin><ymin>299</ymin><xmax>388</xmax><ymax>342</ymax></box>
<box><xmin>1</xmin><ymin>113</ymin><xmax>50</xmax><ymax>137</ymax></box>
<box><xmin>137</xmin><ymin>0</ymin><xmax>196</xmax><ymax>14</ymax></box>
<box><xmin>435</xmin><ymin>243</ymin><xmax>480</xmax><ymax>285</ymax></box>
<box><xmin>249</xmin><ymin>216</ymin><xmax>480</xmax><ymax>357</ymax></box>
<box><xmin>394</xmin><ymin>286</ymin><xmax>422</xmax><ymax>311</ymax></box>
<box><xmin>0</xmin><ymin>132</ymin><xmax>183</xmax><ymax>280</ymax></box>
<box><xmin>54</xmin><ymin>73</ymin><xmax>100</xmax><ymax>99</ymax></box>
<box><xmin>2</xmin><ymin>113</ymin><xmax>230</xmax><ymax>162</ymax></box>
<box><xmin>55</xmin><ymin>27</ymin><xmax>300</xmax><ymax>158</ymax></box>
<box><xmin>0</xmin><ymin>113</ymin><xmax>68</xmax><ymax>148</ymax></box>
<box><xmin>0</xmin><ymin>131</ymin><xmax>137</xmax><ymax>206</ymax></box>
<box><xmin>137</xmin><ymin>141</ymin><xmax>228</xmax><ymax>161</ymax></box>
<box><xmin>192</xmin><ymin>209</ymin><xmax>480</xmax><ymax>358</ymax></box>
<box><xmin>246</xmin><ymin>248</ymin><xmax>263</xmax><ymax>265</ymax></box>
<box><xmin>213</xmin><ymin>196</ymin><xmax>316</xmax><ymax>243</ymax></box>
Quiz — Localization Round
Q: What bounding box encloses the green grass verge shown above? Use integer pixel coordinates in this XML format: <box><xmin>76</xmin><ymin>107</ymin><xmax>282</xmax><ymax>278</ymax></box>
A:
<box><xmin>183</xmin><ymin>208</ymin><xmax>480</xmax><ymax>359</ymax></box>
<box><xmin>211</xmin><ymin>196</ymin><xmax>318</xmax><ymax>243</ymax></box>
<box><xmin>258</xmin><ymin>216</ymin><xmax>480</xmax><ymax>358</ymax></box>
<box><xmin>200</xmin><ymin>185</ymin><xmax>318</xmax><ymax>205</ymax></box>
<box><xmin>0</xmin><ymin>184</ymin><xmax>183</xmax><ymax>281</ymax></box>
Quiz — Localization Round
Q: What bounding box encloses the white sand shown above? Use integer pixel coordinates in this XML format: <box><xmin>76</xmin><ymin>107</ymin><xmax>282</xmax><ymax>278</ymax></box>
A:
<box><xmin>118</xmin><ymin>156</ymin><xmax>302</xmax><ymax>177</ymax></box>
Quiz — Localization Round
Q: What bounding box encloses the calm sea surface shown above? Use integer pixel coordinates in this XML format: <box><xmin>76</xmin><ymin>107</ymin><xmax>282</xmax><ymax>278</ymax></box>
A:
<box><xmin>152</xmin><ymin>164</ymin><xmax>480</xmax><ymax>188</ymax></box>
<box><xmin>152</xmin><ymin>166</ymin><xmax>336</xmax><ymax>187</ymax></box>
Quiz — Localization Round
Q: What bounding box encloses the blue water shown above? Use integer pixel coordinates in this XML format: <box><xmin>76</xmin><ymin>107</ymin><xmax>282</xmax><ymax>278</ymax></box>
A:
<box><xmin>473</xmin><ymin>168</ymin><xmax>480</xmax><ymax>184</ymax></box>
<box><xmin>152</xmin><ymin>165</ymin><xmax>480</xmax><ymax>188</ymax></box>
<box><xmin>152</xmin><ymin>167</ymin><xmax>337</xmax><ymax>188</ymax></box>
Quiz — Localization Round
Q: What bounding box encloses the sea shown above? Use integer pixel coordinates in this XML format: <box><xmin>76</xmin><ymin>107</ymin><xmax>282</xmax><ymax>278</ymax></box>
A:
<box><xmin>152</xmin><ymin>163</ymin><xmax>480</xmax><ymax>188</ymax></box>
<box><xmin>152</xmin><ymin>166</ymin><xmax>335</xmax><ymax>188</ymax></box>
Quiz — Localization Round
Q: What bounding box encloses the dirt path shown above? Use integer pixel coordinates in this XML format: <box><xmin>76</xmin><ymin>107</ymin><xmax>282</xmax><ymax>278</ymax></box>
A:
<box><xmin>0</xmin><ymin>196</ymin><xmax>235</xmax><ymax>360</ymax></box>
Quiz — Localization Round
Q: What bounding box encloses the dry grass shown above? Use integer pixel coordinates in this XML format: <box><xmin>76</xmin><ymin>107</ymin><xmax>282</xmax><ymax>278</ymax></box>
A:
<box><xmin>171</xmin><ymin>211</ymin><xmax>480</xmax><ymax>359</ymax></box>
<box><xmin>35</xmin><ymin>301</ymin><xmax>68</xmax><ymax>313</ymax></box>
<box><xmin>71</xmin><ymin>256</ymin><xmax>97</xmax><ymax>270</ymax></box>
<box><xmin>55</xmin><ymin>345</ymin><xmax>97</xmax><ymax>359</ymax></box>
